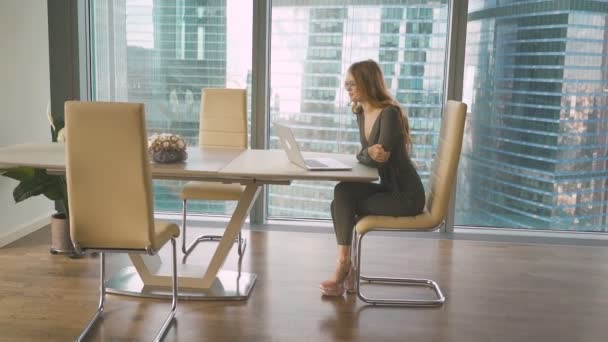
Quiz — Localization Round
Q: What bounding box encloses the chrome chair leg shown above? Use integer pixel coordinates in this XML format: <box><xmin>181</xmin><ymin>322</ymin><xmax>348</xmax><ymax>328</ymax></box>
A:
<box><xmin>351</xmin><ymin>230</ymin><xmax>358</xmax><ymax>269</ymax></box>
<box><xmin>182</xmin><ymin>232</ymin><xmax>246</xmax><ymax>263</ymax></box>
<box><xmin>349</xmin><ymin>230</ymin><xmax>359</xmax><ymax>294</ymax></box>
<box><xmin>77</xmin><ymin>252</ymin><xmax>106</xmax><ymax>342</ymax></box>
<box><xmin>355</xmin><ymin>232</ymin><xmax>445</xmax><ymax>307</ymax></box>
<box><xmin>236</xmin><ymin>231</ymin><xmax>246</xmax><ymax>257</ymax></box>
<box><xmin>77</xmin><ymin>241</ymin><xmax>178</xmax><ymax>341</ymax></box>
<box><xmin>154</xmin><ymin>237</ymin><xmax>178</xmax><ymax>342</ymax></box>
<box><xmin>181</xmin><ymin>199</ymin><xmax>246</xmax><ymax>263</ymax></box>
<box><xmin>181</xmin><ymin>199</ymin><xmax>188</xmax><ymax>254</ymax></box>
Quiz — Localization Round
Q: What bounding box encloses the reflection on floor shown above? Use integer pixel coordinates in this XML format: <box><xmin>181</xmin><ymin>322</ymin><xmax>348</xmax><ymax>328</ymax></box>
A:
<box><xmin>1</xmin><ymin>224</ymin><xmax>608</xmax><ymax>342</ymax></box>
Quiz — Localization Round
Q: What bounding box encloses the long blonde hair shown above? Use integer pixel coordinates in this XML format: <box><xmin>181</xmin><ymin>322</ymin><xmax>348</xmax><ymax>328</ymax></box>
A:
<box><xmin>348</xmin><ymin>59</ymin><xmax>412</xmax><ymax>150</ymax></box>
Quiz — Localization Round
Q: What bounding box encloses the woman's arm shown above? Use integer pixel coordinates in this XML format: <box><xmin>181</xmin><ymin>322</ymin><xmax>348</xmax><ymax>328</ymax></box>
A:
<box><xmin>376</xmin><ymin>106</ymin><xmax>403</xmax><ymax>153</ymax></box>
<box><xmin>357</xmin><ymin>145</ymin><xmax>383</xmax><ymax>167</ymax></box>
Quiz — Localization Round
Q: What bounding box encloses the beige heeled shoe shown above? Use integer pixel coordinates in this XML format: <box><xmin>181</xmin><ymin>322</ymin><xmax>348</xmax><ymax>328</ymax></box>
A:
<box><xmin>320</xmin><ymin>261</ymin><xmax>352</xmax><ymax>297</ymax></box>
<box><xmin>343</xmin><ymin>265</ymin><xmax>356</xmax><ymax>294</ymax></box>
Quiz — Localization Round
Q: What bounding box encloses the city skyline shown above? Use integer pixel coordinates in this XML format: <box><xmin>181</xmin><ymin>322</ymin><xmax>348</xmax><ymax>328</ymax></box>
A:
<box><xmin>460</xmin><ymin>0</ymin><xmax>608</xmax><ymax>230</ymax></box>
<box><xmin>90</xmin><ymin>0</ymin><xmax>607</xmax><ymax>232</ymax></box>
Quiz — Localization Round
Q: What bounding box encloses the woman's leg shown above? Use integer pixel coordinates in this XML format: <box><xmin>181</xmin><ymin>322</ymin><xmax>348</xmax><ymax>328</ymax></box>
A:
<box><xmin>357</xmin><ymin>191</ymin><xmax>425</xmax><ymax>217</ymax></box>
<box><xmin>332</xmin><ymin>181</ymin><xmax>383</xmax><ymax>245</ymax></box>
<box><xmin>322</xmin><ymin>182</ymin><xmax>383</xmax><ymax>291</ymax></box>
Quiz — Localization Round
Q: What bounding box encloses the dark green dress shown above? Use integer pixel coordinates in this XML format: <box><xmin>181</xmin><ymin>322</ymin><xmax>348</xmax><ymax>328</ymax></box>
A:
<box><xmin>355</xmin><ymin>105</ymin><xmax>426</xmax><ymax>210</ymax></box>
<box><xmin>330</xmin><ymin>105</ymin><xmax>425</xmax><ymax>245</ymax></box>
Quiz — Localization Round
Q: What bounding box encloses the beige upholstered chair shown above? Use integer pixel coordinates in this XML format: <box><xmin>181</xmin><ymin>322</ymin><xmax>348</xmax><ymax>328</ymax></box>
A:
<box><xmin>353</xmin><ymin>100</ymin><xmax>467</xmax><ymax>307</ymax></box>
<box><xmin>65</xmin><ymin>101</ymin><xmax>180</xmax><ymax>341</ymax></box>
<box><xmin>180</xmin><ymin>88</ymin><xmax>247</xmax><ymax>261</ymax></box>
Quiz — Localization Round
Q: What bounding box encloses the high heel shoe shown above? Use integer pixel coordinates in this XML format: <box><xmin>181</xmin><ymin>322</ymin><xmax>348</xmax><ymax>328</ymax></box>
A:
<box><xmin>320</xmin><ymin>282</ymin><xmax>345</xmax><ymax>296</ymax></box>
<box><xmin>320</xmin><ymin>260</ymin><xmax>351</xmax><ymax>297</ymax></box>
<box><xmin>343</xmin><ymin>265</ymin><xmax>356</xmax><ymax>294</ymax></box>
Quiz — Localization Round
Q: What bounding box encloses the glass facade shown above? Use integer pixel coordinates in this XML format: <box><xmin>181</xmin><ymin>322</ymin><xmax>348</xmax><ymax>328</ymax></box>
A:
<box><xmin>269</xmin><ymin>0</ymin><xmax>449</xmax><ymax>218</ymax></box>
<box><xmin>89</xmin><ymin>0</ymin><xmax>607</xmax><ymax>232</ymax></box>
<box><xmin>91</xmin><ymin>0</ymin><xmax>252</xmax><ymax>214</ymax></box>
<box><xmin>458</xmin><ymin>0</ymin><xmax>608</xmax><ymax>231</ymax></box>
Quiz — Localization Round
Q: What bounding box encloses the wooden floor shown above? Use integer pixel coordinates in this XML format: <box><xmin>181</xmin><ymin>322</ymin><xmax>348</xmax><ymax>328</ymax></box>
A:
<box><xmin>1</xmin><ymin>226</ymin><xmax>608</xmax><ymax>342</ymax></box>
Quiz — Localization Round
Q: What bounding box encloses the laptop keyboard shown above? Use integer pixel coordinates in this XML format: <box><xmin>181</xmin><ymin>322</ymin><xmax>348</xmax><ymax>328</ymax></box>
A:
<box><xmin>304</xmin><ymin>159</ymin><xmax>328</xmax><ymax>168</ymax></box>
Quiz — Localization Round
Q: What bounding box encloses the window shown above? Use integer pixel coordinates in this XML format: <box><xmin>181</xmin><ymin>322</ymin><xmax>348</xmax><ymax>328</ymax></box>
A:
<box><xmin>268</xmin><ymin>1</ymin><xmax>450</xmax><ymax>219</ymax></box>
<box><xmin>88</xmin><ymin>0</ymin><xmax>607</xmax><ymax>232</ymax></box>
<box><xmin>458</xmin><ymin>1</ymin><xmax>608</xmax><ymax>231</ymax></box>
<box><xmin>91</xmin><ymin>0</ymin><xmax>253</xmax><ymax>215</ymax></box>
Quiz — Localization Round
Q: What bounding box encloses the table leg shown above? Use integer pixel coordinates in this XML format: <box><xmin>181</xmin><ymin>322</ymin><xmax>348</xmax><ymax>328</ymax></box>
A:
<box><xmin>105</xmin><ymin>183</ymin><xmax>262</xmax><ymax>300</ymax></box>
<box><xmin>200</xmin><ymin>183</ymin><xmax>261</xmax><ymax>287</ymax></box>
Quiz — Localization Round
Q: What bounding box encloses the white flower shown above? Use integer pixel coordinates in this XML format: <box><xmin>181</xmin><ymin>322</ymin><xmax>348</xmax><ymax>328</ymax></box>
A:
<box><xmin>57</xmin><ymin>128</ymin><xmax>66</xmax><ymax>143</ymax></box>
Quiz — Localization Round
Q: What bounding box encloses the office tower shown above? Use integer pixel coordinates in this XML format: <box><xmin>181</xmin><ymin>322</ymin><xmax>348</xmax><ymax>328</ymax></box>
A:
<box><xmin>147</xmin><ymin>0</ymin><xmax>228</xmax><ymax>212</ymax></box>
<box><xmin>459</xmin><ymin>0</ymin><xmax>608</xmax><ymax>230</ymax></box>
<box><xmin>92</xmin><ymin>1</ymin><xmax>129</xmax><ymax>100</ymax></box>
<box><xmin>92</xmin><ymin>0</ymin><xmax>228</xmax><ymax>212</ymax></box>
<box><xmin>147</xmin><ymin>0</ymin><xmax>227</xmax><ymax>142</ymax></box>
<box><xmin>269</xmin><ymin>1</ymin><xmax>449</xmax><ymax>218</ymax></box>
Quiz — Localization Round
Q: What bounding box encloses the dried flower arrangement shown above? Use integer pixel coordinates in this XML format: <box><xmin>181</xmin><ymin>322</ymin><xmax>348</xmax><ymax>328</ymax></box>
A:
<box><xmin>147</xmin><ymin>133</ymin><xmax>188</xmax><ymax>163</ymax></box>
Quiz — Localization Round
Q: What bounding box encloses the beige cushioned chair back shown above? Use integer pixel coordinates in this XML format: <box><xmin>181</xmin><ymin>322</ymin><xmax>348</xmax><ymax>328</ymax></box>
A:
<box><xmin>425</xmin><ymin>100</ymin><xmax>467</xmax><ymax>222</ymax></box>
<box><xmin>65</xmin><ymin>101</ymin><xmax>155</xmax><ymax>250</ymax></box>
<box><xmin>198</xmin><ymin>88</ymin><xmax>247</xmax><ymax>148</ymax></box>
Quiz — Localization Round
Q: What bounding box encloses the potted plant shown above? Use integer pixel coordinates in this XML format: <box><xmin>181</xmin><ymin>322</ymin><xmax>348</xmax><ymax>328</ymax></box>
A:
<box><xmin>0</xmin><ymin>107</ymin><xmax>77</xmax><ymax>256</ymax></box>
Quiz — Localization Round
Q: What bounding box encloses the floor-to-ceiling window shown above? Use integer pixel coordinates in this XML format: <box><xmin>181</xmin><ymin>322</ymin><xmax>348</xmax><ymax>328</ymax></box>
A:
<box><xmin>457</xmin><ymin>0</ymin><xmax>608</xmax><ymax>231</ymax></box>
<box><xmin>268</xmin><ymin>0</ymin><xmax>450</xmax><ymax>219</ymax></box>
<box><xmin>90</xmin><ymin>0</ymin><xmax>252</xmax><ymax>215</ymax></box>
<box><xmin>89</xmin><ymin>0</ymin><xmax>450</xmax><ymax>222</ymax></box>
<box><xmin>88</xmin><ymin>0</ymin><xmax>607</xmax><ymax>232</ymax></box>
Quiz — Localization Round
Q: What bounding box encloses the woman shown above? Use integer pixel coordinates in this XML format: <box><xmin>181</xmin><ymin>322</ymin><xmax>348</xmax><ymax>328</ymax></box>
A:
<box><xmin>320</xmin><ymin>60</ymin><xmax>426</xmax><ymax>296</ymax></box>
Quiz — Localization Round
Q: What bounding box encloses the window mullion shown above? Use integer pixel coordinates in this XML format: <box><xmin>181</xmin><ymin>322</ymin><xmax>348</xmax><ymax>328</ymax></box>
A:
<box><xmin>443</xmin><ymin>0</ymin><xmax>469</xmax><ymax>233</ymax></box>
<box><xmin>250</xmin><ymin>0</ymin><xmax>272</xmax><ymax>224</ymax></box>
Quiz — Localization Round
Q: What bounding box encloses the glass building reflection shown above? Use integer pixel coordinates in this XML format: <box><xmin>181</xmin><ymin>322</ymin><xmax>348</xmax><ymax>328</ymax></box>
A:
<box><xmin>268</xmin><ymin>0</ymin><xmax>449</xmax><ymax>218</ymax></box>
<box><xmin>459</xmin><ymin>0</ymin><xmax>608</xmax><ymax>230</ymax></box>
<box><xmin>92</xmin><ymin>0</ymin><xmax>607</xmax><ymax>231</ymax></box>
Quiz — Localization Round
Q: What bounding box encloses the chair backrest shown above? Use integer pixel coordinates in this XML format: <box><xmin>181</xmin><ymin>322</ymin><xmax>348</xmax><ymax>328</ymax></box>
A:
<box><xmin>65</xmin><ymin>101</ymin><xmax>155</xmax><ymax>250</ymax></box>
<box><xmin>198</xmin><ymin>88</ymin><xmax>247</xmax><ymax>148</ymax></box>
<box><xmin>425</xmin><ymin>100</ymin><xmax>467</xmax><ymax>223</ymax></box>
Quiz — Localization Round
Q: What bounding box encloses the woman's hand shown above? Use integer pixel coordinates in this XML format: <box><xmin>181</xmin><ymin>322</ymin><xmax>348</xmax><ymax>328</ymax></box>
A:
<box><xmin>368</xmin><ymin>144</ymin><xmax>391</xmax><ymax>162</ymax></box>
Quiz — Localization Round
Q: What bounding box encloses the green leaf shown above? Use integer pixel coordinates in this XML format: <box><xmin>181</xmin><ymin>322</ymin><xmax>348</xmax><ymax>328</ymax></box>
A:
<box><xmin>51</xmin><ymin>112</ymin><xmax>64</xmax><ymax>130</ymax></box>
<box><xmin>12</xmin><ymin>171</ymin><xmax>64</xmax><ymax>203</ymax></box>
<box><xmin>51</xmin><ymin>112</ymin><xmax>64</xmax><ymax>142</ymax></box>
<box><xmin>0</xmin><ymin>167</ymin><xmax>36</xmax><ymax>182</ymax></box>
<box><xmin>41</xmin><ymin>179</ymin><xmax>65</xmax><ymax>201</ymax></box>
<box><xmin>2</xmin><ymin>167</ymin><xmax>67</xmax><ymax>214</ymax></box>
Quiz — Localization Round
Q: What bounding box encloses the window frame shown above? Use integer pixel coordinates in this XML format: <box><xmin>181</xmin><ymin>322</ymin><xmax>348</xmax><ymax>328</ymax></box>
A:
<box><xmin>55</xmin><ymin>0</ymin><xmax>607</xmax><ymax>238</ymax></box>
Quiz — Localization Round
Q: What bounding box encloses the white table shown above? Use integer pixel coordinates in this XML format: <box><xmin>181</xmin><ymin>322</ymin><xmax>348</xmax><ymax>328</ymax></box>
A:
<box><xmin>0</xmin><ymin>143</ymin><xmax>378</xmax><ymax>300</ymax></box>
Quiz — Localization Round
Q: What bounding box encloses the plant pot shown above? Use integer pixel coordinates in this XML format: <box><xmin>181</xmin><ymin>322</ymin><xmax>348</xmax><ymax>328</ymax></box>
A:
<box><xmin>49</xmin><ymin>213</ymin><xmax>76</xmax><ymax>255</ymax></box>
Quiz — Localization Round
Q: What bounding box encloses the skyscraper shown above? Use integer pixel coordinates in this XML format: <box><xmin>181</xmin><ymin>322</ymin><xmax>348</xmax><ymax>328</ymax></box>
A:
<box><xmin>269</xmin><ymin>1</ymin><xmax>449</xmax><ymax>218</ymax></box>
<box><xmin>459</xmin><ymin>0</ymin><xmax>608</xmax><ymax>231</ymax></box>
<box><xmin>94</xmin><ymin>0</ymin><xmax>229</xmax><ymax>212</ymax></box>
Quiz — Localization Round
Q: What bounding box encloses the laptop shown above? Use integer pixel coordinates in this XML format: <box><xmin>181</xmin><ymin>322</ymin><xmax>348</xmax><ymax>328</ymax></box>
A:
<box><xmin>273</xmin><ymin>123</ymin><xmax>352</xmax><ymax>171</ymax></box>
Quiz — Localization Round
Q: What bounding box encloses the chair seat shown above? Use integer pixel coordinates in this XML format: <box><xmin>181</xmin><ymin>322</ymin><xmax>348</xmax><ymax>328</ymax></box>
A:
<box><xmin>151</xmin><ymin>220</ymin><xmax>180</xmax><ymax>252</ymax></box>
<box><xmin>355</xmin><ymin>211</ymin><xmax>442</xmax><ymax>235</ymax></box>
<box><xmin>180</xmin><ymin>181</ymin><xmax>244</xmax><ymax>200</ymax></box>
